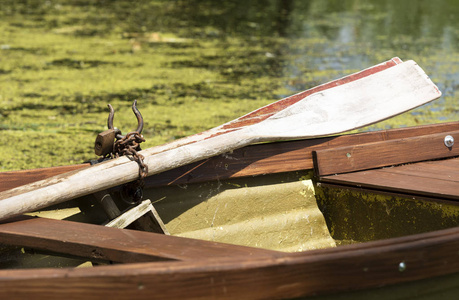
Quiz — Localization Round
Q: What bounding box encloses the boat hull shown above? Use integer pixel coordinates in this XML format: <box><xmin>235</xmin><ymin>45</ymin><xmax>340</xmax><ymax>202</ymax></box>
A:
<box><xmin>1</xmin><ymin>122</ymin><xmax>459</xmax><ymax>299</ymax></box>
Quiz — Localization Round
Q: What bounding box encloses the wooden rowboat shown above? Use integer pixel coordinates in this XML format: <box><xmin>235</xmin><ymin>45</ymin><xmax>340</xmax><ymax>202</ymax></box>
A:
<box><xmin>1</xmin><ymin>58</ymin><xmax>458</xmax><ymax>299</ymax></box>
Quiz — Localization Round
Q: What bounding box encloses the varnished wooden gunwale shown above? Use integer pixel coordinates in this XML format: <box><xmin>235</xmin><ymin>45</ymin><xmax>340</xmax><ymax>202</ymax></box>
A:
<box><xmin>0</xmin><ymin>164</ymin><xmax>89</xmax><ymax>192</ymax></box>
<box><xmin>0</xmin><ymin>225</ymin><xmax>458</xmax><ymax>299</ymax></box>
<box><xmin>314</xmin><ymin>130</ymin><xmax>459</xmax><ymax>176</ymax></box>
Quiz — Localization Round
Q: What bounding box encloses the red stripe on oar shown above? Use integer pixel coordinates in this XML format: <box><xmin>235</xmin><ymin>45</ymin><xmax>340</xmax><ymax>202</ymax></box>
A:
<box><xmin>221</xmin><ymin>57</ymin><xmax>402</xmax><ymax>130</ymax></box>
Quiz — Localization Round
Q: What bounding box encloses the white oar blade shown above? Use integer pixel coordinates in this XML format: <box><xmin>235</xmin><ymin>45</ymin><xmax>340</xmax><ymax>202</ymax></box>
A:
<box><xmin>250</xmin><ymin>60</ymin><xmax>441</xmax><ymax>140</ymax></box>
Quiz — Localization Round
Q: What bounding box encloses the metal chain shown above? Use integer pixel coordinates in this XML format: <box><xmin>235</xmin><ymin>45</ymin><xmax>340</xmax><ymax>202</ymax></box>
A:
<box><xmin>94</xmin><ymin>101</ymin><xmax>148</xmax><ymax>204</ymax></box>
<box><xmin>112</xmin><ymin>132</ymin><xmax>148</xmax><ymax>204</ymax></box>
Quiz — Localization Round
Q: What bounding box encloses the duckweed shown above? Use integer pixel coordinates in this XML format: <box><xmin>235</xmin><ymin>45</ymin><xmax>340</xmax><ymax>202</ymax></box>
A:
<box><xmin>0</xmin><ymin>0</ymin><xmax>458</xmax><ymax>170</ymax></box>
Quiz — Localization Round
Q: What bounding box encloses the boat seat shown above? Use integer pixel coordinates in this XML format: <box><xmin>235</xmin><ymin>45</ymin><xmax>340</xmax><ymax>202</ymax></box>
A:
<box><xmin>313</xmin><ymin>129</ymin><xmax>459</xmax><ymax>201</ymax></box>
<box><xmin>319</xmin><ymin>157</ymin><xmax>459</xmax><ymax>200</ymax></box>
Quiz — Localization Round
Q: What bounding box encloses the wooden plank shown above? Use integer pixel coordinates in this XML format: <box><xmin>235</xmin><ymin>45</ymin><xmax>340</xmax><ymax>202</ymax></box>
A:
<box><xmin>425</xmin><ymin>158</ymin><xmax>459</xmax><ymax>169</ymax></box>
<box><xmin>105</xmin><ymin>200</ymin><xmax>156</xmax><ymax>228</ymax></box>
<box><xmin>0</xmin><ymin>164</ymin><xmax>89</xmax><ymax>192</ymax></box>
<box><xmin>0</xmin><ymin>217</ymin><xmax>279</xmax><ymax>263</ymax></box>
<box><xmin>130</xmin><ymin>209</ymin><xmax>171</xmax><ymax>235</ymax></box>
<box><xmin>314</xmin><ymin>130</ymin><xmax>459</xmax><ymax>176</ymax></box>
<box><xmin>377</xmin><ymin>159</ymin><xmax>459</xmax><ymax>182</ymax></box>
<box><xmin>0</xmin><ymin>225</ymin><xmax>458</xmax><ymax>299</ymax></box>
<box><xmin>320</xmin><ymin>158</ymin><xmax>459</xmax><ymax>200</ymax></box>
<box><xmin>95</xmin><ymin>191</ymin><xmax>169</xmax><ymax>234</ymax></box>
<box><xmin>105</xmin><ymin>199</ymin><xmax>170</xmax><ymax>235</ymax></box>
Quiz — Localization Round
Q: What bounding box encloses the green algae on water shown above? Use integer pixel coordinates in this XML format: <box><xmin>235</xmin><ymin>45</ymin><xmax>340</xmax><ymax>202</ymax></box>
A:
<box><xmin>0</xmin><ymin>0</ymin><xmax>458</xmax><ymax>170</ymax></box>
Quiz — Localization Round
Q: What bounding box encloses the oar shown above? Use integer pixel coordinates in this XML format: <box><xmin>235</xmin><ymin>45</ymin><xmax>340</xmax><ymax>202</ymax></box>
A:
<box><xmin>0</xmin><ymin>59</ymin><xmax>441</xmax><ymax>221</ymax></box>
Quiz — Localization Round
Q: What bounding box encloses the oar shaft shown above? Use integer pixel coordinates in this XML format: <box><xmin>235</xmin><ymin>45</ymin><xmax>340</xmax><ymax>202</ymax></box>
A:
<box><xmin>0</xmin><ymin>130</ymin><xmax>254</xmax><ymax>221</ymax></box>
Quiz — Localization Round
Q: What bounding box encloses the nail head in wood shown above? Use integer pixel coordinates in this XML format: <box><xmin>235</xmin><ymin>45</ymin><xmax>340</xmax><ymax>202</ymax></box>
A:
<box><xmin>444</xmin><ymin>135</ymin><xmax>454</xmax><ymax>148</ymax></box>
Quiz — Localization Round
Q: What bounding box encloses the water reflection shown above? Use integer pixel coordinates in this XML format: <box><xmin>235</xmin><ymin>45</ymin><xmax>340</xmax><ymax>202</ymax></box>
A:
<box><xmin>171</xmin><ymin>1</ymin><xmax>458</xmax><ymax>87</ymax></box>
<box><xmin>183</xmin><ymin>0</ymin><xmax>459</xmax><ymax>123</ymax></box>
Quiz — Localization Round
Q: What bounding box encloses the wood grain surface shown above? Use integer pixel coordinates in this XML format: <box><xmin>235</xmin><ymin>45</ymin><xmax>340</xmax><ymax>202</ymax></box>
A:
<box><xmin>0</xmin><ymin>216</ymin><xmax>279</xmax><ymax>263</ymax></box>
<box><xmin>0</xmin><ymin>222</ymin><xmax>458</xmax><ymax>299</ymax></box>
<box><xmin>320</xmin><ymin>157</ymin><xmax>459</xmax><ymax>200</ymax></box>
<box><xmin>314</xmin><ymin>130</ymin><xmax>459</xmax><ymax>176</ymax></box>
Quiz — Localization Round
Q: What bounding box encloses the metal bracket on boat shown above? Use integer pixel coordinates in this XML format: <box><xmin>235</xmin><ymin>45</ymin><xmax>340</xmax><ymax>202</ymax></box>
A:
<box><xmin>107</xmin><ymin>100</ymin><xmax>144</xmax><ymax>141</ymax></box>
<box><xmin>94</xmin><ymin>100</ymin><xmax>144</xmax><ymax>157</ymax></box>
<box><xmin>94</xmin><ymin>100</ymin><xmax>148</xmax><ymax>205</ymax></box>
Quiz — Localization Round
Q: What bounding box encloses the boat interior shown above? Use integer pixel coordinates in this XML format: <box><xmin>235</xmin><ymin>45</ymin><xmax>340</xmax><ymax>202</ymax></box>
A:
<box><xmin>0</xmin><ymin>122</ymin><xmax>458</xmax><ymax>268</ymax></box>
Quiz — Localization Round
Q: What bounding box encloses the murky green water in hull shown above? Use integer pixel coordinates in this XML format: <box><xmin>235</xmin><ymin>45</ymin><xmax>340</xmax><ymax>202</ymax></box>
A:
<box><xmin>0</xmin><ymin>0</ymin><xmax>458</xmax><ymax>170</ymax></box>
